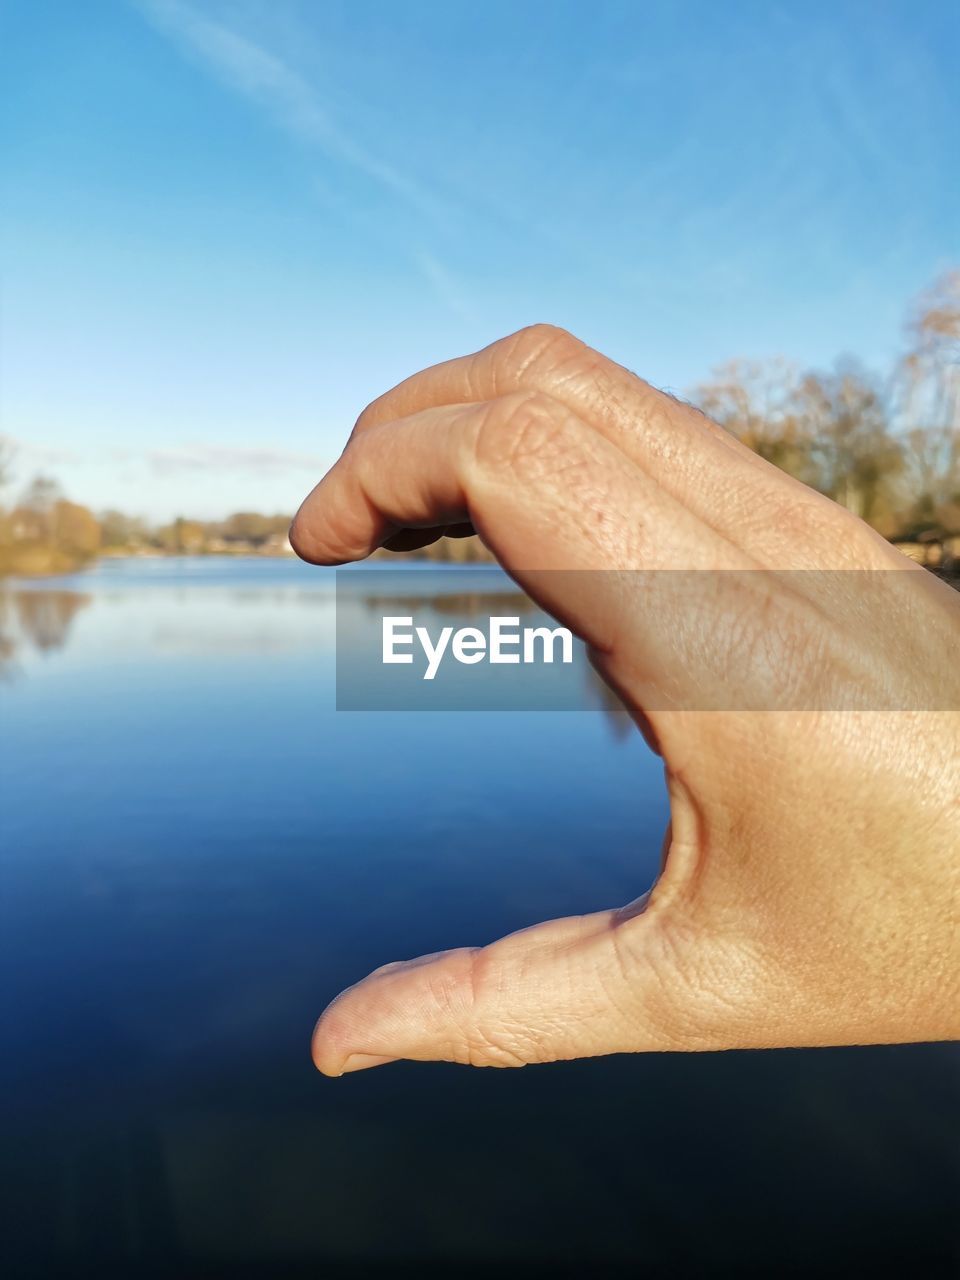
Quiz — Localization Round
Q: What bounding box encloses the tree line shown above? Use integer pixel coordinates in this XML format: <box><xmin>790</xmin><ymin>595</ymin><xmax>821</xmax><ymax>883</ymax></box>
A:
<box><xmin>0</xmin><ymin>471</ymin><xmax>296</xmax><ymax>576</ymax></box>
<box><xmin>1</xmin><ymin>269</ymin><xmax>957</xmax><ymax>576</ymax></box>
<box><xmin>692</xmin><ymin>269</ymin><xmax>959</xmax><ymax>539</ymax></box>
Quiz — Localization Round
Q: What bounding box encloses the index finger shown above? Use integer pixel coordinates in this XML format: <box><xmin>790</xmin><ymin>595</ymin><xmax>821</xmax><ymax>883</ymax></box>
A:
<box><xmin>344</xmin><ymin>325</ymin><xmax>841</xmax><ymax>562</ymax></box>
<box><xmin>345</xmin><ymin>325</ymin><xmax>893</xmax><ymax>569</ymax></box>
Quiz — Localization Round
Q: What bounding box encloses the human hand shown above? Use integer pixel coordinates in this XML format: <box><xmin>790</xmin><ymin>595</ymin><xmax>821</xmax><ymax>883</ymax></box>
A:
<box><xmin>290</xmin><ymin>325</ymin><xmax>960</xmax><ymax>1073</ymax></box>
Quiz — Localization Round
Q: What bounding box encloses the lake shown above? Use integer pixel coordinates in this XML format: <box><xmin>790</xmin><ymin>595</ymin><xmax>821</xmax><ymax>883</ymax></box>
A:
<box><xmin>1</xmin><ymin>556</ymin><xmax>957</xmax><ymax>1276</ymax></box>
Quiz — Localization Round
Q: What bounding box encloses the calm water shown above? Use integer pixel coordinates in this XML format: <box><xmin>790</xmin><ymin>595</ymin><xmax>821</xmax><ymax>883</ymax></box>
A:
<box><xmin>1</xmin><ymin>557</ymin><xmax>957</xmax><ymax>1277</ymax></box>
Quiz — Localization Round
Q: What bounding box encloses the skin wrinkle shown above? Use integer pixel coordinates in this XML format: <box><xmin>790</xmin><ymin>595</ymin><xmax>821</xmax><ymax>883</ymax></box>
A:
<box><xmin>474</xmin><ymin>391</ymin><xmax>583</xmax><ymax>477</ymax></box>
<box><xmin>593</xmin><ymin>934</ymin><xmax>653</xmax><ymax>1047</ymax></box>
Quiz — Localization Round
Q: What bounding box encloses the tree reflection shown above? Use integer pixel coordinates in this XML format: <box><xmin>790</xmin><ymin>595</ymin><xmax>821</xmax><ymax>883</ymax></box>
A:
<box><xmin>0</xmin><ymin>595</ymin><xmax>16</xmax><ymax>679</ymax></box>
<box><xmin>0</xmin><ymin>589</ymin><xmax>91</xmax><ymax>674</ymax></box>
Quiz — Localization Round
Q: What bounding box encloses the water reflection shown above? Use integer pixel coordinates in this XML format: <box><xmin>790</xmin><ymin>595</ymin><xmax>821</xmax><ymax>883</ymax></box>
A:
<box><xmin>0</xmin><ymin>590</ymin><xmax>91</xmax><ymax>674</ymax></box>
<box><xmin>358</xmin><ymin>588</ymin><xmax>537</xmax><ymax>615</ymax></box>
<box><xmin>0</xmin><ymin>577</ymin><xmax>630</xmax><ymax>729</ymax></box>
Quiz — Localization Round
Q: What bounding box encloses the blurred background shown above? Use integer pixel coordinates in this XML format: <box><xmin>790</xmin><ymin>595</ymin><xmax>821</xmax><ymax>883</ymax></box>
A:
<box><xmin>1</xmin><ymin>1</ymin><xmax>958</xmax><ymax>1275</ymax></box>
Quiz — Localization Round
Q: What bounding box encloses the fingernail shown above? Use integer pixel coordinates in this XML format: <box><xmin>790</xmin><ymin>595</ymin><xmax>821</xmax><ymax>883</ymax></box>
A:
<box><xmin>339</xmin><ymin>1053</ymin><xmax>396</xmax><ymax>1075</ymax></box>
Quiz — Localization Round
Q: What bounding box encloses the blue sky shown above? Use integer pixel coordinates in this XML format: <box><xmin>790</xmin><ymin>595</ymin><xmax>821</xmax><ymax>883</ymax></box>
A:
<box><xmin>2</xmin><ymin>0</ymin><xmax>958</xmax><ymax>521</ymax></box>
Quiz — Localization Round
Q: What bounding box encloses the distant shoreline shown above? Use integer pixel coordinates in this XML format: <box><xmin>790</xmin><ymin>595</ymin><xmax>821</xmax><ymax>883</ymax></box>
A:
<box><xmin>0</xmin><ymin>538</ymin><xmax>496</xmax><ymax>579</ymax></box>
<box><xmin>0</xmin><ymin>543</ymin><xmax>297</xmax><ymax>580</ymax></box>
<box><xmin>2</xmin><ymin>539</ymin><xmax>958</xmax><ymax>583</ymax></box>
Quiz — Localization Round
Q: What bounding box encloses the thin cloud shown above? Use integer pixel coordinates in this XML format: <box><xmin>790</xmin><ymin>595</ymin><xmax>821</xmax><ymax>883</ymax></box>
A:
<box><xmin>5</xmin><ymin>438</ymin><xmax>82</xmax><ymax>468</ymax></box>
<box><xmin>411</xmin><ymin>250</ymin><xmax>478</xmax><ymax>325</ymax></box>
<box><xmin>139</xmin><ymin>0</ymin><xmax>449</xmax><ymax>225</ymax></box>
<box><xmin>114</xmin><ymin>444</ymin><xmax>329</xmax><ymax>476</ymax></box>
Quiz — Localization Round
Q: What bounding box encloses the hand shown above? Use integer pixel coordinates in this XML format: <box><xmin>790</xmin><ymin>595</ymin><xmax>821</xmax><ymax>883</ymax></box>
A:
<box><xmin>290</xmin><ymin>325</ymin><xmax>960</xmax><ymax>1073</ymax></box>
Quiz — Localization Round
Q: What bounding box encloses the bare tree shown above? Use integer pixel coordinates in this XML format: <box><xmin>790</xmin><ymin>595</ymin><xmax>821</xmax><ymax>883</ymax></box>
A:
<box><xmin>898</xmin><ymin>271</ymin><xmax>960</xmax><ymax>530</ymax></box>
<box><xmin>20</xmin><ymin>474</ymin><xmax>63</xmax><ymax>514</ymax></box>
<box><xmin>792</xmin><ymin>359</ymin><xmax>901</xmax><ymax>523</ymax></box>
<box><xmin>692</xmin><ymin>358</ymin><xmax>817</xmax><ymax>482</ymax></box>
<box><xmin>0</xmin><ymin>436</ymin><xmax>15</xmax><ymax>494</ymax></box>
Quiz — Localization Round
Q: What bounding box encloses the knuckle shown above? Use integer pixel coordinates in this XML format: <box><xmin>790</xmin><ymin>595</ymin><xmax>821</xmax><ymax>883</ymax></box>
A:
<box><xmin>351</xmin><ymin>396</ymin><xmax>385</xmax><ymax>439</ymax></box>
<box><xmin>506</xmin><ymin>321</ymin><xmax>578</xmax><ymax>357</ymax></box>
<box><xmin>494</xmin><ymin>323</ymin><xmax>591</xmax><ymax>386</ymax></box>
<box><xmin>473</xmin><ymin>390</ymin><xmax>588</xmax><ymax>480</ymax></box>
<box><xmin>453</xmin><ymin>946</ymin><xmax>535</xmax><ymax>1068</ymax></box>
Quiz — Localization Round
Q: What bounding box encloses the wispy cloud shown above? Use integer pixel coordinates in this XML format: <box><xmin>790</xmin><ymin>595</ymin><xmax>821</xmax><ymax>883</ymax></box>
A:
<box><xmin>6</xmin><ymin>438</ymin><xmax>82</xmax><ymax>469</ymax></box>
<box><xmin>411</xmin><ymin>250</ymin><xmax>478</xmax><ymax>325</ymax></box>
<box><xmin>139</xmin><ymin>0</ymin><xmax>449</xmax><ymax>225</ymax></box>
<box><xmin>115</xmin><ymin>443</ymin><xmax>329</xmax><ymax>476</ymax></box>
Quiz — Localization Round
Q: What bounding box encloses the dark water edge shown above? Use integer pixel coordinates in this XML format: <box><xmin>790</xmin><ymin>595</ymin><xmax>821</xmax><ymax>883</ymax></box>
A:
<box><xmin>1</xmin><ymin>559</ymin><xmax>958</xmax><ymax>1278</ymax></box>
<box><xmin>3</xmin><ymin>1043</ymin><xmax>958</xmax><ymax>1278</ymax></box>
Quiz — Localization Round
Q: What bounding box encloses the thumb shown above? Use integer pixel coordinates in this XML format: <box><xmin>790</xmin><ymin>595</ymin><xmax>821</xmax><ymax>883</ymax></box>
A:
<box><xmin>311</xmin><ymin>903</ymin><xmax>721</xmax><ymax>1075</ymax></box>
